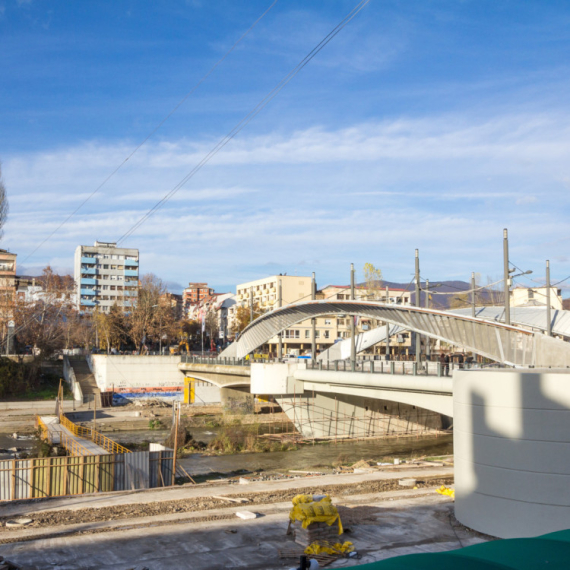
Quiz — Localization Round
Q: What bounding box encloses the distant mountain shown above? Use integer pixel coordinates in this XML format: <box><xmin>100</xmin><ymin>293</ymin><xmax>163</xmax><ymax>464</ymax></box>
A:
<box><xmin>360</xmin><ymin>280</ymin><xmax>498</xmax><ymax>310</ymax></box>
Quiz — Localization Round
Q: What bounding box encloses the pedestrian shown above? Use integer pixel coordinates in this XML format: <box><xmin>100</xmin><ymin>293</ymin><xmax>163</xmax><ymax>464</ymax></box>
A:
<box><xmin>444</xmin><ymin>353</ymin><xmax>450</xmax><ymax>376</ymax></box>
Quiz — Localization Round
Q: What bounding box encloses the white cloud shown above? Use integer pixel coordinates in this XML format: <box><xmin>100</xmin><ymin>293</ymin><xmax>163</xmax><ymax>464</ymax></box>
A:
<box><xmin>4</xmin><ymin>108</ymin><xmax>570</xmax><ymax>288</ymax></box>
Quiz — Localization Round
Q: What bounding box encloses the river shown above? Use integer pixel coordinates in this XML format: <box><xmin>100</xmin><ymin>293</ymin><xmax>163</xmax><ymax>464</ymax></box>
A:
<box><xmin>115</xmin><ymin>428</ymin><xmax>453</xmax><ymax>477</ymax></box>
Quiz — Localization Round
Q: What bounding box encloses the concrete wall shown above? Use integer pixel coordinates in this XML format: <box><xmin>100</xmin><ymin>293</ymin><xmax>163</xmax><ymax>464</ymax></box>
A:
<box><xmin>193</xmin><ymin>381</ymin><xmax>221</xmax><ymax>405</ymax></box>
<box><xmin>90</xmin><ymin>355</ymin><xmax>184</xmax><ymax>402</ymax></box>
<box><xmin>454</xmin><ymin>369</ymin><xmax>570</xmax><ymax>538</ymax></box>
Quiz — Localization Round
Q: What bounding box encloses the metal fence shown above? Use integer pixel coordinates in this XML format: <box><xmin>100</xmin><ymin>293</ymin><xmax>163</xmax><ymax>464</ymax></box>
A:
<box><xmin>0</xmin><ymin>450</ymin><xmax>174</xmax><ymax>501</ymax></box>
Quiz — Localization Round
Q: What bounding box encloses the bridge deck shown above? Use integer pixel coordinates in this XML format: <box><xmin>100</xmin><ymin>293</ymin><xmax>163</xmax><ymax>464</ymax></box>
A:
<box><xmin>40</xmin><ymin>416</ymin><xmax>109</xmax><ymax>456</ymax></box>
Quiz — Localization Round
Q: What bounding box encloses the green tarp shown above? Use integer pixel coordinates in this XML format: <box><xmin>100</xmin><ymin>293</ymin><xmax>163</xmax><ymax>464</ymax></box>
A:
<box><xmin>353</xmin><ymin>529</ymin><xmax>570</xmax><ymax>570</ymax></box>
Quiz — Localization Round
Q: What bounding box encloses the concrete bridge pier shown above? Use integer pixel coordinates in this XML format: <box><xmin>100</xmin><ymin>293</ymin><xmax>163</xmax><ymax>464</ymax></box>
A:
<box><xmin>251</xmin><ymin>362</ymin><xmax>451</xmax><ymax>439</ymax></box>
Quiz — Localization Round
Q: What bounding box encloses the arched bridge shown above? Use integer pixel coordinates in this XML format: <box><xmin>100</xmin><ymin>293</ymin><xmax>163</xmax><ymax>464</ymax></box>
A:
<box><xmin>222</xmin><ymin>300</ymin><xmax>570</xmax><ymax>367</ymax></box>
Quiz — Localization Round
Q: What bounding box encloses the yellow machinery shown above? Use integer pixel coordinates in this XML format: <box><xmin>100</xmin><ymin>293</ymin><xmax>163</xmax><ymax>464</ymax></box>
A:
<box><xmin>170</xmin><ymin>341</ymin><xmax>190</xmax><ymax>355</ymax></box>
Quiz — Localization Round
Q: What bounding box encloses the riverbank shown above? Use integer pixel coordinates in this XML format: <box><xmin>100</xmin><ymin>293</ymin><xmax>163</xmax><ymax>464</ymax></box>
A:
<box><xmin>0</xmin><ymin>466</ymin><xmax>488</xmax><ymax>569</ymax></box>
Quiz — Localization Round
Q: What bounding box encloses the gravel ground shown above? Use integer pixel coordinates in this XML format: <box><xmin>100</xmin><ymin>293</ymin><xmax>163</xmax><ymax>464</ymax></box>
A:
<box><xmin>0</xmin><ymin>475</ymin><xmax>453</xmax><ymax>531</ymax></box>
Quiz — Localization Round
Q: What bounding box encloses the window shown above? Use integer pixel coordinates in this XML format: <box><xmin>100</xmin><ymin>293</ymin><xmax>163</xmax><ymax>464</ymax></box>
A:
<box><xmin>324</xmin><ymin>331</ymin><xmax>330</xmax><ymax>339</ymax></box>
<box><xmin>528</xmin><ymin>290</ymin><xmax>534</xmax><ymax>299</ymax></box>
<box><xmin>337</xmin><ymin>332</ymin><xmax>342</xmax><ymax>338</ymax></box>
<box><xmin>325</xmin><ymin>319</ymin><xmax>331</xmax><ymax>325</ymax></box>
<box><xmin>102</xmin><ymin>285</ymin><xmax>109</xmax><ymax>290</ymax></box>
<box><xmin>315</xmin><ymin>331</ymin><xmax>320</xmax><ymax>339</ymax></box>
<box><xmin>337</xmin><ymin>294</ymin><xmax>345</xmax><ymax>300</ymax></box>
<box><xmin>111</xmin><ymin>265</ymin><xmax>117</xmax><ymax>270</ymax></box>
<box><xmin>337</xmin><ymin>319</ymin><xmax>344</xmax><ymax>325</ymax></box>
<box><xmin>103</xmin><ymin>265</ymin><xmax>109</xmax><ymax>269</ymax></box>
<box><xmin>284</xmin><ymin>330</ymin><xmax>300</xmax><ymax>339</ymax></box>
<box><xmin>305</xmin><ymin>330</ymin><xmax>310</xmax><ymax>339</ymax></box>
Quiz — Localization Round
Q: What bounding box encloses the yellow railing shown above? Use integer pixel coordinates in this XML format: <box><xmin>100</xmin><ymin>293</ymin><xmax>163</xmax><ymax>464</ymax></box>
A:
<box><xmin>59</xmin><ymin>414</ymin><xmax>131</xmax><ymax>455</ymax></box>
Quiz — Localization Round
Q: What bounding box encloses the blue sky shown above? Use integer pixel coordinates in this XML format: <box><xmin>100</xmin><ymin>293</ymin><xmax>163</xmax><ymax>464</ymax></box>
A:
<box><xmin>2</xmin><ymin>0</ymin><xmax>570</xmax><ymax>294</ymax></box>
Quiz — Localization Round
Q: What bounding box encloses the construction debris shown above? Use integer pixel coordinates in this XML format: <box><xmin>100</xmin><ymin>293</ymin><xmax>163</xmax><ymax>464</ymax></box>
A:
<box><xmin>235</xmin><ymin>511</ymin><xmax>258</xmax><ymax>520</ymax></box>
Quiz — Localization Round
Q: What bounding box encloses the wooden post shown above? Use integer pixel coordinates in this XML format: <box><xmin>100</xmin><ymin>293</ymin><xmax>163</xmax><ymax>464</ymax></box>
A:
<box><xmin>79</xmin><ymin>455</ymin><xmax>85</xmax><ymax>494</ymax></box>
<box><xmin>95</xmin><ymin>455</ymin><xmax>100</xmax><ymax>492</ymax></box>
<box><xmin>171</xmin><ymin>403</ymin><xmax>179</xmax><ymax>486</ymax></box>
<box><xmin>46</xmin><ymin>457</ymin><xmax>52</xmax><ymax>497</ymax></box>
<box><xmin>64</xmin><ymin>457</ymin><xmax>69</xmax><ymax>496</ymax></box>
<box><xmin>158</xmin><ymin>450</ymin><xmax>164</xmax><ymax>487</ymax></box>
<box><xmin>11</xmin><ymin>459</ymin><xmax>16</xmax><ymax>500</ymax></box>
<box><xmin>93</xmin><ymin>397</ymin><xmax>97</xmax><ymax>439</ymax></box>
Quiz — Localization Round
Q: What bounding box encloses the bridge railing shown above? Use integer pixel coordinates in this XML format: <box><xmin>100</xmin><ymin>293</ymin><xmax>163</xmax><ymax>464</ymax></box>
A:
<box><xmin>181</xmin><ymin>354</ymin><xmax>492</xmax><ymax>376</ymax></box>
<box><xmin>59</xmin><ymin>414</ymin><xmax>131</xmax><ymax>455</ymax></box>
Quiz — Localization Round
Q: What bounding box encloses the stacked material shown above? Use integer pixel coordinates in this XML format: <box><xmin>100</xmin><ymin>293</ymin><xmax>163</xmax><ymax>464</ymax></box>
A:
<box><xmin>289</xmin><ymin>494</ymin><xmax>343</xmax><ymax>548</ymax></box>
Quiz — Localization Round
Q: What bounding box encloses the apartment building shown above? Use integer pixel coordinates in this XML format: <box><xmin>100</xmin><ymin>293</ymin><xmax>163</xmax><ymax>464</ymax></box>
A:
<box><xmin>183</xmin><ymin>282</ymin><xmax>214</xmax><ymax>316</ymax></box>
<box><xmin>0</xmin><ymin>249</ymin><xmax>16</xmax><ymax>323</ymax></box>
<box><xmin>74</xmin><ymin>241</ymin><xmax>139</xmax><ymax>313</ymax></box>
<box><xmin>234</xmin><ymin>275</ymin><xmax>414</xmax><ymax>356</ymax></box>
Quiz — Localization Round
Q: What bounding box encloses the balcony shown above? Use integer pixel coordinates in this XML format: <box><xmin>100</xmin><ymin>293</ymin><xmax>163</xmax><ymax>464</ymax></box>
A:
<box><xmin>124</xmin><ymin>270</ymin><xmax>138</xmax><ymax>277</ymax></box>
<box><xmin>81</xmin><ymin>278</ymin><xmax>97</xmax><ymax>285</ymax></box>
<box><xmin>80</xmin><ymin>289</ymin><xmax>96</xmax><ymax>296</ymax></box>
<box><xmin>80</xmin><ymin>299</ymin><xmax>97</xmax><ymax>307</ymax></box>
<box><xmin>124</xmin><ymin>259</ymin><xmax>138</xmax><ymax>267</ymax></box>
<box><xmin>81</xmin><ymin>257</ymin><xmax>96</xmax><ymax>264</ymax></box>
<box><xmin>81</xmin><ymin>267</ymin><xmax>97</xmax><ymax>275</ymax></box>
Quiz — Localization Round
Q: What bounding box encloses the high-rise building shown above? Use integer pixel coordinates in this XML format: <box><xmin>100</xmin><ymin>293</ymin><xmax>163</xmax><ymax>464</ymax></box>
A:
<box><xmin>183</xmin><ymin>282</ymin><xmax>213</xmax><ymax>315</ymax></box>
<box><xmin>0</xmin><ymin>249</ymin><xmax>17</xmax><ymax>322</ymax></box>
<box><xmin>74</xmin><ymin>241</ymin><xmax>139</xmax><ymax>313</ymax></box>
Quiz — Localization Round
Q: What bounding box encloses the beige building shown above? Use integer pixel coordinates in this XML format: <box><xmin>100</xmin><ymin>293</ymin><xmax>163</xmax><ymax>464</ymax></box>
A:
<box><xmin>511</xmin><ymin>285</ymin><xmax>563</xmax><ymax>310</ymax></box>
<box><xmin>235</xmin><ymin>275</ymin><xmax>414</xmax><ymax>356</ymax></box>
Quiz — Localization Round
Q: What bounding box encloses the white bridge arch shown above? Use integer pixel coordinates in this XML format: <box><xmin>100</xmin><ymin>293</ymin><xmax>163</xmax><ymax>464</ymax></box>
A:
<box><xmin>222</xmin><ymin>300</ymin><xmax>570</xmax><ymax>367</ymax></box>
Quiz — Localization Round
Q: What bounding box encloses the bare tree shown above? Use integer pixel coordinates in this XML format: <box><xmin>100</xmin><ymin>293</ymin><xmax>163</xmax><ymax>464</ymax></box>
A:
<box><xmin>363</xmin><ymin>263</ymin><xmax>383</xmax><ymax>300</ymax></box>
<box><xmin>125</xmin><ymin>273</ymin><xmax>171</xmax><ymax>352</ymax></box>
<box><xmin>0</xmin><ymin>162</ymin><xmax>8</xmax><ymax>241</ymax></box>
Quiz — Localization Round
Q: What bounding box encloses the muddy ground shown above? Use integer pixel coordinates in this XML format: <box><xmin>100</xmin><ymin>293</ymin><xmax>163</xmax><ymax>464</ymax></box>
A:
<box><xmin>0</xmin><ymin>475</ymin><xmax>453</xmax><ymax>533</ymax></box>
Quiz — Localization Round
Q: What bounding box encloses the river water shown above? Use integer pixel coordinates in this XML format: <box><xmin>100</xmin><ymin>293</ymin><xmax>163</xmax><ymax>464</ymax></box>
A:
<box><xmin>0</xmin><ymin>429</ymin><xmax>453</xmax><ymax>476</ymax></box>
<box><xmin>115</xmin><ymin>428</ymin><xmax>453</xmax><ymax>477</ymax></box>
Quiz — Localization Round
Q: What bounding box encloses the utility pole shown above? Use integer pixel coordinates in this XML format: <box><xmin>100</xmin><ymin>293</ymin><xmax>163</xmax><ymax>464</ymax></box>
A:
<box><xmin>311</xmin><ymin>272</ymin><xmax>316</xmax><ymax>360</ymax></box>
<box><xmin>350</xmin><ymin>263</ymin><xmax>356</xmax><ymax>371</ymax></box>
<box><xmin>504</xmin><ymin>228</ymin><xmax>511</xmax><ymax>326</ymax></box>
<box><xmin>385</xmin><ymin>285</ymin><xmax>390</xmax><ymax>360</ymax></box>
<box><xmin>250</xmin><ymin>287</ymin><xmax>254</xmax><ymax>323</ymax></box>
<box><xmin>471</xmin><ymin>272</ymin><xmax>476</xmax><ymax>319</ymax></box>
<box><xmin>425</xmin><ymin>279</ymin><xmax>430</xmax><ymax>361</ymax></box>
<box><xmin>415</xmin><ymin>249</ymin><xmax>421</xmax><ymax>367</ymax></box>
<box><xmin>277</xmin><ymin>279</ymin><xmax>283</xmax><ymax>359</ymax></box>
<box><xmin>546</xmin><ymin>260</ymin><xmax>552</xmax><ymax>337</ymax></box>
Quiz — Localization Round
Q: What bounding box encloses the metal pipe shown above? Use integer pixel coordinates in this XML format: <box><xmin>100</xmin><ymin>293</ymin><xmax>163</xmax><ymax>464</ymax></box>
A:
<box><xmin>471</xmin><ymin>271</ymin><xmax>476</xmax><ymax>319</ymax></box>
<box><xmin>277</xmin><ymin>279</ymin><xmax>282</xmax><ymax>359</ymax></box>
<box><xmin>350</xmin><ymin>263</ymin><xmax>356</xmax><ymax>372</ymax></box>
<box><xmin>504</xmin><ymin>229</ymin><xmax>510</xmax><ymax>325</ymax></box>
<box><xmin>385</xmin><ymin>285</ymin><xmax>390</xmax><ymax>360</ymax></box>
<box><xmin>415</xmin><ymin>249</ymin><xmax>421</xmax><ymax>366</ymax></box>
<box><xmin>311</xmin><ymin>272</ymin><xmax>316</xmax><ymax>360</ymax></box>
<box><xmin>425</xmin><ymin>279</ymin><xmax>430</xmax><ymax>361</ymax></box>
<box><xmin>546</xmin><ymin>260</ymin><xmax>552</xmax><ymax>337</ymax></box>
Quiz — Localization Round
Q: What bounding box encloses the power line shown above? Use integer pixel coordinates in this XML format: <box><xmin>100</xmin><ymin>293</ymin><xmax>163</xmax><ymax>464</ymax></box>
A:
<box><xmin>116</xmin><ymin>0</ymin><xmax>371</xmax><ymax>245</ymax></box>
<box><xmin>20</xmin><ymin>0</ymin><xmax>278</xmax><ymax>265</ymax></box>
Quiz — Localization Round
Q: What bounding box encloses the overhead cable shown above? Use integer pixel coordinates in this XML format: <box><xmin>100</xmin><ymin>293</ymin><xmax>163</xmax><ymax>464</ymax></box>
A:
<box><xmin>116</xmin><ymin>0</ymin><xmax>371</xmax><ymax>245</ymax></box>
<box><xmin>21</xmin><ymin>0</ymin><xmax>278</xmax><ymax>264</ymax></box>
